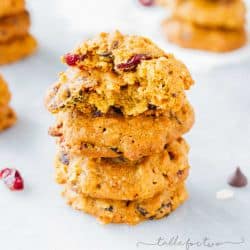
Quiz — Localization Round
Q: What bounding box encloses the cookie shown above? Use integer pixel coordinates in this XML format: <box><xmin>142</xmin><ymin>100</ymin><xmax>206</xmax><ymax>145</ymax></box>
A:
<box><xmin>0</xmin><ymin>106</ymin><xmax>16</xmax><ymax>131</ymax></box>
<box><xmin>172</xmin><ymin>0</ymin><xmax>246</xmax><ymax>29</ymax></box>
<box><xmin>162</xmin><ymin>18</ymin><xmax>247</xmax><ymax>52</ymax></box>
<box><xmin>0</xmin><ymin>75</ymin><xmax>11</xmax><ymax>106</ymax></box>
<box><xmin>0</xmin><ymin>34</ymin><xmax>37</xmax><ymax>65</ymax></box>
<box><xmin>0</xmin><ymin>0</ymin><xmax>25</xmax><ymax>18</ymax></box>
<box><xmin>55</xmin><ymin>138</ymin><xmax>189</xmax><ymax>200</ymax></box>
<box><xmin>45</xmin><ymin>31</ymin><xmax>193</xmax><ymax>116</ymax></box>
<box><xmin>0</xmin><ymin>11</ymin><xmax>30</xmax><ymax>43</ymax></box>
<box><xmin>50</xmin><ymin>100</ymin><xmax>194</xmax><ymax>161</ymax></box>
<box><xmin>63</xmin><ymin>181</ymin><xmax>187</xmax><ymax>224</ymax></box>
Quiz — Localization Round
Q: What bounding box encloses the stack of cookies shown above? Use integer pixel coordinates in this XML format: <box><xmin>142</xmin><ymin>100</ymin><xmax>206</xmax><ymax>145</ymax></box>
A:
<box><xmin>162</xmin><ymin>0</ymin><xmax>247</xmax><ymax>52</ymax></box>
<box><xmin>0</xmin><ymin>0</ymin><xmax>37</xmax><ymax>65</ymax></box>
<box><xmin>0</xmin><ymin>75</ymin><xmax>16</xmax><ymax>131</ymax></box>
<box><xmin>45</xmin><ymin>31</ymin><xmax>195</xmax><ymax>224</ymax></box>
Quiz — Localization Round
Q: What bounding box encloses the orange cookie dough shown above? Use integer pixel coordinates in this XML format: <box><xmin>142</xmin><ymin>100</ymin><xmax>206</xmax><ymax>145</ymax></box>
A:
<box><xmin>51</xmin><ymin>100</ymin><xmax>194</xmax><ymax>161</ymax></box>
<box><xmin>172</xmin><ymin>0</ymin><xmax>246</xmax><ymax>29</ymax></box>
<box><xmin>55</xmin><ymin>138</ymin><xmax>189</xmax><ymax>200</ymax></box>
<box><xmin>0</xmin><ymin>0</ymin><xmax>25</xmax><ymax>18</ymax></box>
<box><xmin>0</xmin><ymin>34</ymin><xmax>37</xmax><ymax>65</ymax></box>
<box><xmin>0</xmin><ymin>11</ymin><xmax>30</xmax><ymax>43</ymax></box>
<box><xmin>0</xmin><ymin>106</ymin><xmax>16</xmax><ymax>131</ymax></box>
<box><xmin>163</xmin><ymin>18</ymin><xmax>247</xmax><ymax>52</ymax></box>
<box><xmin>63</xmin><ymin>181</ymin><xmax>188</xmax><ymax>224</ymax></box>
<box><xmin>45</xmin><ymin>31</ymin><xmax>193</xmax><ymax>116</ymax></box>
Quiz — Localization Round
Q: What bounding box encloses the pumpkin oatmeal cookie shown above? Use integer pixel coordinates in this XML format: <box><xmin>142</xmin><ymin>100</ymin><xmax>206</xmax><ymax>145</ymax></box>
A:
<box><xmin>45</xmin><ymin>31</ymin><xmax>193</xmax><ymax>116</ymax></box>
<box><xmin>0</xmin><ymin>11</ymin><xmax>30</xmax><ymax>43</ymax></box>
<box><xmin>0</xmin><ymin>0</ymin><xmax>25</xmax><ymax>18</ymax></box>
<box><xmin>0</xmin><ymin>106</ymin><xmax>16</xmax><ymax>131</ymax></box>
<box><xmin>172</xmin><ymin>0</ymin><xmax>246</xmax><ymax>29</ymax></box>
<box><xmin>55</xmin><ymin>138</ymin><xmax>189</xmax><ymax>201</ymax></box>
<box><xmin>0</xmin><ymin>33</ymin><xmax>37</xmax><ymax>65</ymax></box>
<box><xmin>0</xmin><ymin>75</ymin><xmax>11</xmax><ymax>106</ymax></box>
<box><xmin>163</xmin><ymin>18</ymin><xmax>247</xmax><ymax>52</ymax></box>
<box><xmin>46</xmin><ymin>31</ymin><xmax>195</xmax><ymax>224</ymax></box>
<box><xmin>51</xmin><ymin>100</ymin><xmax>194</xmax><ymax>161</ymax></box>
<box><xmin>63</xmin><ymin>181</ymin><xmax>188</xmax><ymax>224</ymax></box>
<box><xmin>0</xmin><ymin>75</ymin><xmax>16</xmax><ymax>131</ymax></box>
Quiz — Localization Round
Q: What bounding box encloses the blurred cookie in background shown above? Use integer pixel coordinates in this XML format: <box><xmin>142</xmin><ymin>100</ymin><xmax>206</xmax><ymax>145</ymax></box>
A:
<box><xmin>162</xmin><ymin>0</ymin><xmax>247</xmax><ymax>52</ymax></box>
<box><xmin>0</xmin><ymin>75</ymin><xmax>16</xmax><ymax>131</ymax></box>
<box><xmin>163</xmin><ymin>17</ymin><xmax>247</xmax><ymax>52</ymax></box>
<box><xmin>0</xmin><ymin>0</ymin><xmax>37</xmax><ymax>65</ymax></box>
<box><xmin>0</xmin><ymin>0</ymin><xmax>25</xmax><ymax>17</ymax></box>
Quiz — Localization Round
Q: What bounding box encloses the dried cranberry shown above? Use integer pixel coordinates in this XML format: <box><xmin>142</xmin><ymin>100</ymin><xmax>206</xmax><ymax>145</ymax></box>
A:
<box><xmin>139</xmin><ymin>0</ymin><xmax>154</xmax><ymax>7</ymax></box>
<box><xmin>117</xmin><ymin>54</ymin><xmax>151</xmax><ymax>71</ymax></box>
<box><xmin>0</xmin><ymin>168</ymin><xmax>24</xmax><ymax>191</ymax></box>
<box><xmin>64</xmin><ymin>53</ymin><xmax>81</xmax><ymax>66</ymax></box>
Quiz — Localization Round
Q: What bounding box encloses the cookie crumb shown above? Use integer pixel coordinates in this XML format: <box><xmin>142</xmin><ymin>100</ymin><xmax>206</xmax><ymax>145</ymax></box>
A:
<box><xmin>216</xmin><ymin>189</ymin><xmax>234</xmax><ymax>200</ymax></box>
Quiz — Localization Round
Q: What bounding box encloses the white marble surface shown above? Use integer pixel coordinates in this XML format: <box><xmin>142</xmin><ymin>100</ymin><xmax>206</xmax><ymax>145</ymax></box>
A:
<box><xmin>0</xmin><ymin>1</ymin><xmax>250</xmax><ymax>250</ymax></box>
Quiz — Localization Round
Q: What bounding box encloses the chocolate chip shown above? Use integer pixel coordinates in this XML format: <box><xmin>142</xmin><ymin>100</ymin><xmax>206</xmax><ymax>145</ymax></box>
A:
<box><xmin>120</xmin><ymin>85</ymin><xmax>128</xmax><ymax>90</ymax></box>
<box><xmin>168</xmin><ymin>151</ymin><xmax>175</xmax><ymax>160</ymax></box>
<box><xmin>136</xmin><ymin>206</ymin><xmax>149</xmax><ymax>217</ymax></box>
<box><xmin>125</xmin><ymin>201</ymin><xmax>131</xmax><ymax>207</ymax></box>
<box><xmin>92</xmin><ymin>109</ymin><xmax>102</xmax><ymax>117</ymax></box>
<box><xmin>111</xmin><ymin>106</ymin><xmax>122</xmax><ymax>115</ymax></box>
<box><xmin>177</xmin><ymin>170</ymin><xmax>184</xmax><ymax>176</ymax></box>
<box><xmin>59</xmin><ymin>153</ymin><xmax>69</xmax><ymax>165</ymax></box>
<box><xmin>148</xmin><ymin>103</ymin><xmax>157</xmax><ymax>110</ymax></box>
<box><xmin>158</xmin><ymin>203</ymin><xmax>171</xmax><ymax>213</ymax></box>
<box><xmin>104</xmin><ymin>205</ymin><xmax>113</xmax><ymax>212</ymax></box>
<box><xmin>228</xmin><ymin>167</ymin><xmax>248</xmax><ymax>187</ymax></box>
<box><xmin>110</xmin><ymin>147</ymin><xmax>119</xmax><ymax>153</ymax></box>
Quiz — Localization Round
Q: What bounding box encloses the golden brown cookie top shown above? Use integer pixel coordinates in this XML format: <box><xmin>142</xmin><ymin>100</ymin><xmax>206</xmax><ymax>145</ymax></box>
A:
<box><xmin>0</xmin><ymin>75</ymin><xmax>11</xmax><ymax>107</ymax></box>
<box><xmin>46</xmin><ymin>31</ymin><xmax>193</xmax><ymax>116</ymax></box>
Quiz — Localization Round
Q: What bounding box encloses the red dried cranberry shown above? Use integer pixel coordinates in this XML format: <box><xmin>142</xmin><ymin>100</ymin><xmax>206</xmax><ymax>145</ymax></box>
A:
<box><xmin>117</xmin><ymin>54</ymin><xmax>151</xmax><ymax>71</ymax></box>
<box><xmin>0</xmin><ymin>168</ymin><xmax>24</xmax><ymax>191</ymax></box>
<box><xmin>139</xmin><ymin>0</ymin><xmax>154</xmax><ymax>6</ymax></box>
<box><xmin>64</xmin><ymin>53</ymin><xmax>81</xmax><ymax>66</ymax></box>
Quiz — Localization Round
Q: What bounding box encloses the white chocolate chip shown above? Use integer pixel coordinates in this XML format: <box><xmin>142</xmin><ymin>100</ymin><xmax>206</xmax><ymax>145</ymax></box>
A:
<box><xmin>216</xmin><ymin>189</ymin><xmax>234</xmax><ymax>200</ymax></box>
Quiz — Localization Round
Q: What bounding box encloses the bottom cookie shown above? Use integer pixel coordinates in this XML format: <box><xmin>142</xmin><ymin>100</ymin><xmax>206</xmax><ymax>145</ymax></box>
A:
<box><xmin>63</xmin><ymin>182</ymin><xmax>188</xmax><ymax>225</ymax></box>
<box><xmin>162</xmin><ymin>18</ymin><xmax>247</xmax><ymax>52</ymax></box>
<box><xmin>0</xmin><ymin>34</ymin><xmax>37</xmax><ymax>65</ymax></box>
<box><xmin>0</xmin><ymin>106</ymin><xmax>16</xmax><ymax>131</ymax></box>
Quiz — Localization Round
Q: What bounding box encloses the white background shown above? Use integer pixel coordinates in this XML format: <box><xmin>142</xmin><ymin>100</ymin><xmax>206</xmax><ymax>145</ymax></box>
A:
<box><xmin>0</xmin><ymin>1</ymin><xmax>250</xmax><ymax>250</ymax></box>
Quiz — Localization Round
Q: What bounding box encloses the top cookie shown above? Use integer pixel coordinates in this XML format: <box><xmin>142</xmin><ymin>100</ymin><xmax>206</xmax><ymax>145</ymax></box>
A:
<box><xmin>0</xmin><ymin>75</ymin><xmax>11</xmax><ymax>107</ymax></box>
<box><xmin>172</xmin><ymin>0</ymin><xmax>246</xmax><ymax>29</ymax></box>
<box><xmin>0</xmin><ymin>0</ymin><xmax>25</xmax><ymax>18</ymax></box>
<box><xmin>46</xmin><ymin>31</ymin><xmax>193</xmax><ymax>116</ymax></box>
